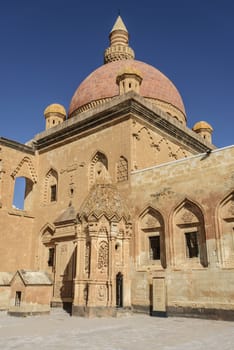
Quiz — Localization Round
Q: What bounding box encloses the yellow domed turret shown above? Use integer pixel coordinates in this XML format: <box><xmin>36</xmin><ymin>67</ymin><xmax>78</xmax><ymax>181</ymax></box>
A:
<box><xmin>192</xmin><ymin>121</ymin><xmax>213</xmax><ymax>143</ymax></box>
<box><xmin>44</xmin><ymin>103</ymin><xmax>66</xmax><ymax>116</ymax></box>
<box><xmin>44</xmin><ymin>103</ymin><xmax>66</xmax><ymax>130</ymax></box>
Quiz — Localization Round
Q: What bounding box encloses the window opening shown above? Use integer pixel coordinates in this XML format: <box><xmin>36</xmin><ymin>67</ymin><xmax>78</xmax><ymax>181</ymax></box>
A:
<box><xmin>185</xmin><ymin>232</ymin><xmax>199</xmax><ymax>258</ymax></box>
<box><xmin>48</xmin><ymin>247</ymin><xmax>55</xmax><ymax>267</ymax></box>
<box><xmin>50</xmin><ymin>184</ymin><xmax>57</xmax><ymax>202</ymax></box>
<box><xmin>15</xmin><ymin>291</ymin><xmax>22</xmax><ymax>307</ymax></box>
<box><xmin>12</xmin><ymin>177</ymin><xmax>26</xmax><ymax>210</ymax></box>
<box><xmin>149</xmin><ymin>236</ymin><xmax>160</xmax><ymax>260</ymax></box>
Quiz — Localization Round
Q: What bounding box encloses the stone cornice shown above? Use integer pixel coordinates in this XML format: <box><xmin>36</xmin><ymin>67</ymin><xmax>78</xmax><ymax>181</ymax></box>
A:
<box><xmin>0</xmin><ymin>137</ymin><xmax>35</xmax><ymax>155</ymax></box>
<box><xmin>34</xmin><ymin>92</ymin><xmax>215</xmax><ymax>153</ymax></box>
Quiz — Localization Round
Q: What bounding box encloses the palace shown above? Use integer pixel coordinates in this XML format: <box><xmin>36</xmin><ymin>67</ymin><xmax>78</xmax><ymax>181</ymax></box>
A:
<box><xmin>0</xmin><ymin>16</ymin><xmax>233</xmax><ymax>319</ymax></box>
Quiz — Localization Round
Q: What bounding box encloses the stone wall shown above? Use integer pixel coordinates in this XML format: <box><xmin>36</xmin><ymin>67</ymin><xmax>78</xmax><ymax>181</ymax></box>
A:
<box><xmin>129</xmin><ymin>145</ymin><xmax>234</xmax><ymax>318</ymax></box>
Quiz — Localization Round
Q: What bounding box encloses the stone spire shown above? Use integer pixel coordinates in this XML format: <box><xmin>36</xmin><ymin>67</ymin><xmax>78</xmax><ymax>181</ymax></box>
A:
<box><xmin>104</xmin><ymin>16</ymin><xmax>135</xmax><ymax>64</ymax></box>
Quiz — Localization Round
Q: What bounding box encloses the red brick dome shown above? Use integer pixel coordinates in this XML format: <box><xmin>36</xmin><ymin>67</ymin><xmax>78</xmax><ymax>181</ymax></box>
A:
<box><xmin>68</xmin><ymin>59</ymin><xmax>185</xmax><ymax>118</ymax></box>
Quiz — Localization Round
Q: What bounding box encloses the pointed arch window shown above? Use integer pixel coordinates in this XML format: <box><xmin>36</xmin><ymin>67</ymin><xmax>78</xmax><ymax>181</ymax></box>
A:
<box><xmin>90</xmin><ymin>151</ymin><xmax>108</xmax><ymax>186</ymax></box>
<box><xmin>173</xmin><ymin>200</ymin><xmax>208</xmax><ymax>268</ymax></box>
<box><xmin>218</xmin><ymin>192</ymin><xmax>234</xmax><ymax>268</ymax></box>
<box><xmin>44</xmin><ymin>169</ymin><xmax>58</xmax><ymax>204</ymax></box>
<box><xmin>138</xmin><ymin>208</ymin><xmax>166</xmax><ymax>269</ymax></box>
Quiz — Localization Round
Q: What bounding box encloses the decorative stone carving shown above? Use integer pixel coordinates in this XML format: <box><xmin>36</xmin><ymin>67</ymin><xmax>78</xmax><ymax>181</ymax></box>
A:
<box><xmin>181</xmin><ymin>211</ymin><xmax>196</xmax><ymax>223</ymax></box>
<box><xmin>89</xmin><ymin>152</ymin><xmax>110</xmax><ymax>187</ymax></box>
<box><xmin>60</xmin><ymin>163</ymin><xmax>78</xmax><ymax>174</ymax></box>
<box><xmin>85</xmin><ymin>242</ymin><xmax>90</xmax><ymax>276</ymax></box>
<box><xmin>141</xmin><ymin>213</ymin><xmax>161</xmax><ymax>229</ymax></box>
<box><xmin>97</xmin><ymin>285</ymin><xmax>106</xmax><ymax>301</ymax></box>
<box><xmin>150</xmin><ymin>187</ymin><xmax>174</xmax><ymax>200</ymax></box>
<box><xmin>116</xmin><ymin>156</ymin><xmax>128</xmax><ymax>182</ymax></box>
<box><xmin>79</xmin><ymin>184</ymin><xmax>131</xmax><ymax>222</ymax></box>
<box><xmin>98</xmin><ymin>241</ymin><xmax>108</xmax><ymax>273</ymax></box>
<box><xmin>11</xmin><ymin>156</ymin><xmax>37</xmax><ymax>183</ymax></box>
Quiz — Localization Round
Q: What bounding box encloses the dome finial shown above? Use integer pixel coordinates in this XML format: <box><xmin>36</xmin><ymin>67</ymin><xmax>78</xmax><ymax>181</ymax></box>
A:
<box><xmin>104</xmin><ymin>16</ymin><xmax>135</xmax><ymax>64</ymax></box>
<box><xmin>111</xmin><ymin>15</ymin><xmax>128</xmax><ymax>33</ymax></box>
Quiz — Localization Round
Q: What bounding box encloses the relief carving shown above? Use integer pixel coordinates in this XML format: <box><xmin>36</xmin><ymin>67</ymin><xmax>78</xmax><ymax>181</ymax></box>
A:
<box><xmin>60</xmin><ymin>163</ymin><xmax>78</xmax><ymax>174</ymax></box>
<box><xmin>98</xmin><ymin>241</ymin><xmax>108</xmax><ymax>273</ymax></box>
<box><xmin>117</xmin><ymin>156</ymin><xmax>128</xmax><ymax>182</ymax></box>
<box><xmin>150</xmin><ymin>187</ymin><xmax>174</xmax><ymax>200</ymax></box>
<box><xmin>85</xmin><ymin>242</ymin><xmax>90</xmax><ymax>275</ymax></box>
<box><xmin>11</xmin><ymin>156</ymin><xmax>37</xmax><ymax>183</ymax></box>
<box><xmin>181</xmin><ymin>211</ymin><xmax>195</xmax><ymax>223</ymax></box>
<box><xmin>97</xmin><ymin>285</ymin><xmax>106</xmax><ymax>301</ymax></box>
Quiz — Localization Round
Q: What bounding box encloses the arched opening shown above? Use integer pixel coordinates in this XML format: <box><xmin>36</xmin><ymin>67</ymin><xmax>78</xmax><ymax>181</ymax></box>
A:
<box><xmin>89</xmin><ymin>151</ymin><xmax>109</xmax><ymax>186</ymax></box>
<box><xmin>44</xmin><ymin>169</ymin><xmax>58</xmax><ymax>204</ymax></box>
<box><xmin>218</xmin><ymin>192</ymin><xmax>234</xmax><ymax>267</ymax></box>
<box><xmin>12</xmin><ymin>176</ymin><xmax>33</xmax><ymax>210</ymax></box>
<box><xmin>138</xmin><ymin>207</ymin><xmax>166</xmax><ymax>269</ymax></box>
<box><xmin>173</xmin><ymin>199</ymin><xmax>208</xmax><ymax>267</ymax></box>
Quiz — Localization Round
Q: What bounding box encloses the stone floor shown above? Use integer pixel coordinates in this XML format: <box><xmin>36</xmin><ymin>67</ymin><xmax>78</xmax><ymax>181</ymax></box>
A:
<box><xmin>0</xmin><ymin>309</ymin><xmax>234</xmax><ymax>349</ymax></box>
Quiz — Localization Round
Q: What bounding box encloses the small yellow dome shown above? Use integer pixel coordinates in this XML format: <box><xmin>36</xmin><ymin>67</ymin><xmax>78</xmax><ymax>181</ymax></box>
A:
<box><xmin>44</xmin><ymin>103</ymin><xmax>66</xmax><ymax>117</ymax></box>
<box><xmin>192</xmin><ymin>121</ymin><xmax>213</xmax><ymax>132</ymax></box>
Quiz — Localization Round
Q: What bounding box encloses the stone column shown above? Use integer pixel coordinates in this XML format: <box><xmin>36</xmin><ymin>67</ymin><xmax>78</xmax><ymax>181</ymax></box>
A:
<box><xmin>109</xmin><ymin>221</ymin><xmax>118</xmax><ymax>307</ymax></box>
<box><xmin>122</xmin><ymin>224</ymin><xmax>132</xmax><ymax>307</ymax></box>
<box><xmin>87</xmin><ymin>222</ymin><xmax>98</xmax><ymax>307</ymax></box>
<box><xmin>73</xmin><ymin>235</ymin><xmax>86</xmax><ymax>306</ymax></box>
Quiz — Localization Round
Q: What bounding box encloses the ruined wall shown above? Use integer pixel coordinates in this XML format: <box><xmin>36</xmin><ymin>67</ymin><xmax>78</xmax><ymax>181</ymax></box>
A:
<box><xmin>0</xmin><ymin>143</ymin><xmax>37</xmax><ymax>271</ymax></box>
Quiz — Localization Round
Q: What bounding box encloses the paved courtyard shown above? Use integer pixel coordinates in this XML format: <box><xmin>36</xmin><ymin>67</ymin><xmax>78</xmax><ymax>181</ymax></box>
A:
<box><xmin>0</xmin><ymin>309</ymin><xmax>234</xmax><ymax>350</ymax></box>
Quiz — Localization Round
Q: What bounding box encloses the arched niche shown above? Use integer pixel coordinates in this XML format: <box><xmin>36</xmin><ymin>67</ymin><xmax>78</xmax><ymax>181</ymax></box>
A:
<box><xmin>138</xmin><ymin>207</ymin><xmax>166</xmax><ymax>269</ymax></box>
<box><xmin>218</xmin><ymin>192</ymin><xmax>234</xmax><ymax>268</ymax></box>
<box><xmin>39</xmin><ymin>223</ymin><xmax>55</xmax><ymax>273</ymax></box>
<box><xmin>172</xmin><ymin>199</ymin><xmax>208</xmax><ymax>267</ymax></box>
<box><xmin>43</xmin><ymin>168</ymin><xmax>58</xmax><ymax>204</ymax></box>
<box><xmin>89</xmin><ymin>151</ymin><xmax>109</xmax><ymax>187</ymax></box>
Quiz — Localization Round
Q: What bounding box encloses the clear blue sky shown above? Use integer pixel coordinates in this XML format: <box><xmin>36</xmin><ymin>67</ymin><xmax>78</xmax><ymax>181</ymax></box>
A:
<box><xmin>0</xmin><ymin>0</ymin><xmax>233</xmax><ymax>147</ymax></box>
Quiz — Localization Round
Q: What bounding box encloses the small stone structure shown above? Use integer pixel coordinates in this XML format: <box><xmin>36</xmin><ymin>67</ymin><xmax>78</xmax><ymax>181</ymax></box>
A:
<box><xmin>7</xmin><ymin>270</ymin><xmax>52</xmax><ymax>316</ymax></box>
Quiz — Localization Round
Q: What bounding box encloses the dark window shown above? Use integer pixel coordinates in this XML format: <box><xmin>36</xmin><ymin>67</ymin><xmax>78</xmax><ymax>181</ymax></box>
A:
<box><xmin>48</xmin><ymin>248</ymin><xmax>55</xmax><ymax>267</ymax></box>
<box><xmin>149</xmin><ymin>236</ymin><xmax>160</xmax><ymax>260</ymax></box>
<box><xmin>185</xmin><ymin>232</ymin><xmax>199</xmax><ymax>258</ymax></box>
<box><xmin>15</xmin><ymin>291</ymin><xmax>22</xmax><ymax>306</ymax></box>
<box><xmin>50</xmin><ymin>185</ymin><xmax>57</xmax><ymax>202</ymax></box>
